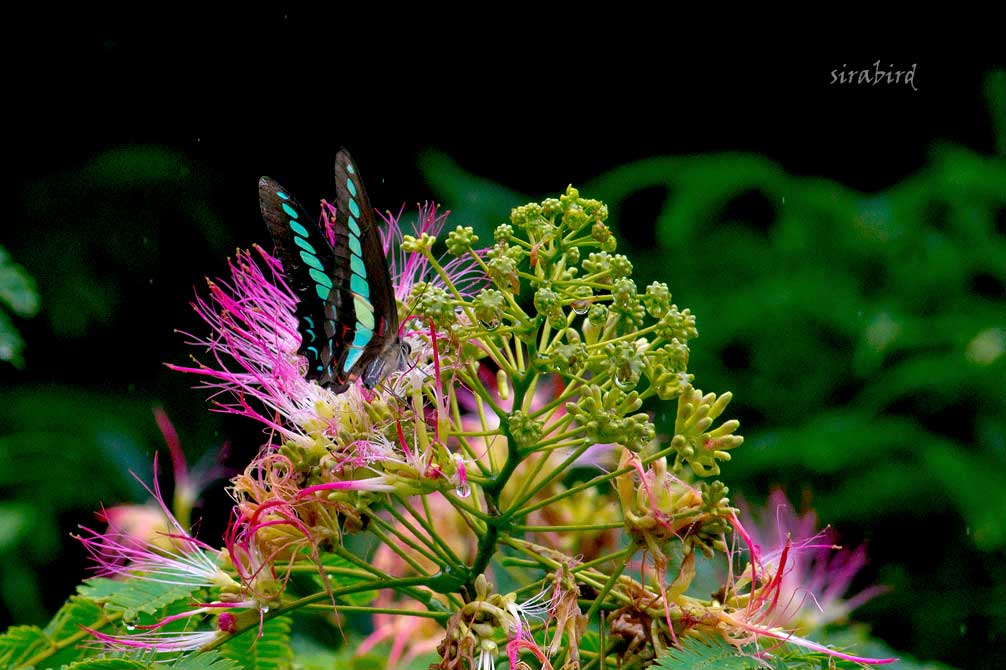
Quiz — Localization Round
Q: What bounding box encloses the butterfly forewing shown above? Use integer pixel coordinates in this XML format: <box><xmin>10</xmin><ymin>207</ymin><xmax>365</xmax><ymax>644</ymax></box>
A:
<box><xmin>259</xmin><ymin>151</ymin><xmax>402</xmax><ymax>394</ymax></box>
<box><xmin>332</xmin><ymin>150</ymin><xmax>400</xmax><ymax>381</ymax></box>
<box><xmin>258</xmin><ymin>177</ymin><xmax>357</xmax><ymax>390</ymax></box>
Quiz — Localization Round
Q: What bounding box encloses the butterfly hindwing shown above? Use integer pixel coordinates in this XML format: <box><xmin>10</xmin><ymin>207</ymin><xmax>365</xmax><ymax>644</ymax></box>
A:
<box><xmin>332</xmin><ymin>149</ymin><xmax>399</xmax><ymax>380</ymax></box>
<box><xmin>259</xmin><ymin>177</ymin><xmax>357</xmax><ymax>390</ymax></box>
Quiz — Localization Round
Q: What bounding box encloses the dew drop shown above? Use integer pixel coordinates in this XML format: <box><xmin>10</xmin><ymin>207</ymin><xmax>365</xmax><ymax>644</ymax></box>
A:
<box><xmin>480</xmin><ymin>318</ymin><xmax>500</xmax><ymax>331</ymax></box>
<box><xmin>571</xmin><ymin>299</ymin><xmax>590</xmax><ymax>315</ymax></box>
<box><xmin>125</xmin><ymin>624</ymin><xmax>136</xmax><ymax>631</ymax></box>
<box><xmin>614</xmin><ymin>370</ymin><xmax>635</xmax><ymax>390</ymax></box>
<box><xmin>455</xmin><ymin>484</ymin><xmax>471</xmax><ymax>498</ymax></box>
<box><xmin>260</xmin><ymin>606</ymin><xmax>270</xmax><ymax>614</ymax></box>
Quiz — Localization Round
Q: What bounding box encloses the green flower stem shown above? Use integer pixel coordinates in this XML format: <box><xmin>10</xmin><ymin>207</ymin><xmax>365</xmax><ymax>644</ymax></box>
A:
<box><xmin>457</xmin><ymin>366</ymin><xmax>506</xmax><ymax>418</ymax></box>
<box><xmin>451</xmin><ymin>430</ymin><xmax>493</xmax><ymax>478</ymax></box>
<box><xmin>367</xmin><ymin>522</ymin><xmax>437</xmax><ymax>575</ymax></box>
<box><xmin>505</xmin><ymin>439</ymin><xmax>596</xmax><ymax>517</ymax></box>
<box><xmin>463</xmin><ymin>374</ymin><xmax>533</xmax><ymax>594</ymax></box>
<box><xmin>583</xmin><ymin>323</ymin><xmax>659</xmax><ymax>351</ymax></box>
<box><xmin>467</xmin><ymin>251</ymin><xmax>530</xmax><ymax>326</ymax></box>
<box><xmin>415</xmin><ymin>499</ymin><xmax>464</xmax><ymax>574</ymax></box>
<box><xmin>423</xmin><ymin>252</ymin><xmax>514</xmax><ymax>378</ymax></box>
<box><xmin>21</xmin><ymin>610</ymin><xmax>123</xmax><ymax>669</ymax></box>
<box><xmin>583</xmin><ymin>547</ymin><xmax>634</xmax><ymax>621</ymax></box>
<box><xmin>533</xmin><ymin>437</ymin><xmax>590</xmax><ymax>455</ymax></box>
<box><xmin>529</xmin><ymin>417</ymin><xmax>581</xmax><ymax>449</ymax></box>
<box><xmin>303</xmin><ymin>603</ymin><xmax>452</xmax><ymax>620</ymax></box>
<box><xmin>500</xmin><ymin>332</ymin><xmax>521</xmax><ymax>376</ymax></box>
<box><xmin>512</xmin><ymin>521</ymin><xmax>626</xmax><ymax>533</ymax></box>
<box><xmin>201</xmin><ymin>576</ymin><xmax>434</xmax><ymax>652</ymax></box>
<box><xmin>499</xmin><ymin>556</ymin><xmax>544</xmax><ymax>569</ymax></box>
<box><xmin>528</xmin><ymin>378</ymin><xmax>585</xmax><ymax>420</ymax></box>
<box><xmin>285</xmin><ymin>564</ymin><xmax>375</xmax><ymax>578</ymax></box>
<box><xmin>440</xmin><ymin>489</ymin><xmax>492</xmax><ymax>523</ymax></box>
<box><xmin>331</xmin><ymin>546</ymin><xmax>460</xmax><ymax>609</ymax></box>
<box><xmin>386</xmin><ymin>496</ymin><xmax>463</xmax><ymax>569</ymax></box>
<box><xmin>513</xmin><ymin>442</ymin><xmax>678</xmax><ymax>519</ymax></box>
<box><xmin>499</xmin><ymin>536</ymin><xmax>561</xmax><ymax>570</ymax></box>
<box><xmin>572</xmin><ymin>545</ymin><xmax>636</xmax><ymax>574</ymax></box>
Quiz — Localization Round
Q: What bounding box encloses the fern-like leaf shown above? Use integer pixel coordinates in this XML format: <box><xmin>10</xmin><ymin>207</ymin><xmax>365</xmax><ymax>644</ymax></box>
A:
<box><xmin>654</xmin><ymin>636</ymin><xmax>759</xmax><ymax>670</ymax></box>
<box><xmin>221</xmin><ymin>615</ymin><xmax>292</xmax><ymax>670</ymax></box>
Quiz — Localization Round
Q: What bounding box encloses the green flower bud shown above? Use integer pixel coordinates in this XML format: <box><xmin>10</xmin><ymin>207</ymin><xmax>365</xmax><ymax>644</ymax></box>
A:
<box><xmin>541</xmin><ymin>197</ymin><xmax>562</xmax><ymax>218</ymax></box>
<box><xmin>534</xmin><ymin>288</ymin><xmax>559</xmax><ymax>317</ymax></box>
<box><xmin>655</xmin><ymin>305</ymin><xmax>698</xmax><ymax>342</ymax></box>
<box><xmin>607</xmin><ymin>340</ymin><xmax>643</xmax><ymax>390</ymax></box>
<box><xmin>409</xmin><ymin>282</ymin><xmax>455</xmax><ymax>328</ymax></box>
<box><xmin>561</xmin><ymin>203</ymin><xmax>588</xmax><ymax>231</ymax></box>
<box><xmin>591</xmin><ymin>221</ymin><xmax>612</xmax><ymax>244</ymax></box>
<box><xmin>612</xmin><ymin>277</ymin><xmax>645</xmax><ymax>328</ymax></box>
<box><xmin>610</xmin><ymin>254</ymin><xmax>633</xmax><ymax>279</ymax></box>
<box><xmin>587</xmin><ymin>303</ymin><xmax>608</xmax><ymax>326</ymax></box>
<box><xmin>563</xmin><ymin>246</ymin><xmax>581</xmax><ymax>266</ymax></box>
<box><xmin>473</xmin><ymin>288</ymin><xmax>506</xmax><ymax>330</ymax></box>
<box><xmin>494</xmin><ymin>223</ymin><xmax>514</xmax><ymax>242</ymax></box>
<box><xmin>511</xmin><ymin>203</ymin><xmax>546</xmax><ymax>232</ymax></box>
<box><xmin>507</xmin><ymin>410</ymin><xmax>543</xmax><ymax>450</ymax></box>
<box><xmin>643</xmin><ymin>281</ymin><xmax>671</xmax><ymax>318</ymax></box>
<box><xmin>401</xmin><ymin>232</ymin><xmax>437</xmax><ymax>253</ymax></box>
<box><xmin>487</xmin><ymin>252</ymin><xmax>520</xmax><ymax>294</ymax></box>
<box><xmin>560</xmin><ymin>185</ymin><xmax>580</xmax><ymax>208</ymax></box>
<box><xmin>551</xmin><ymin>341</ymin><xmax>587</xmax><ymax>374</ymax></box>
<box><xmin>582</xmin><ymin>251</ymin><xmax>611</xmax><ymax>275</ymax></box>
<box><xmin>670</xmin><ymin>386</ymin><xmax>744</xmax><ymax>477</ymax></box>
<box><xmin>445</xmin><ymin>225</ymin><xmax>479</xmax><ymax>256</ymax></box>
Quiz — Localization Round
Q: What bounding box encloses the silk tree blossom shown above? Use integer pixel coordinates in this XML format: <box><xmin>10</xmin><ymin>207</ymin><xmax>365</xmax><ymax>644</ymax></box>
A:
<box><xmin>706</xmin><ymin>496</ymin><xmax>895</xmax><ymax>665</ymax></box>
<box><xmin>736</xmin><ymin>489</ymin><xmax>886</xmax><ymax>633</ymax></box>
<box><xmin>170</xmin><ymin>204</ymin><xmax>487</xmax><ymax>447</ymax></box>
<box><xmin>75</xmin><ymin>458</ymin><xmax>236</xmax><ymax>592</ymax></box>
<box><xmin>75</xmin><ymin>458</ymin><xmax>267</xmax><ymax>653</ymax></box>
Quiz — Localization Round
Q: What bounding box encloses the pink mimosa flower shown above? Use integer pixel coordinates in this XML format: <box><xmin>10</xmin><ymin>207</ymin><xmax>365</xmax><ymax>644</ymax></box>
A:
<box><xmin>170</xmin><ymin>204</ymin><xmax>486</xmax><ymax>445</ymax></box>
<box><xmin>75</xmin><ymin>457</ymin><xmax>234</xmax><ymax>592</ymax></box>
<box><xmin>736</xmin><ymin>489</ymin><xmax>887</xmax><ymax>633</ymax></box>
<box><xmin>717</xmin><ymin>491</ymin><xmax>895</xmax><ymax>664</ymax></box>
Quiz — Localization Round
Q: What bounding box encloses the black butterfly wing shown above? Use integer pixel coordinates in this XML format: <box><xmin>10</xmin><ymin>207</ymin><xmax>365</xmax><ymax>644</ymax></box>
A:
<box><xmin>259</xmin><ymin>177</ymin><xmax>357</xmax><ymax>390</ymax></box>
<box><xmin>332</xmin><ymin>149</ymin><xmax>400</xmax><ymax>381</ymax></box>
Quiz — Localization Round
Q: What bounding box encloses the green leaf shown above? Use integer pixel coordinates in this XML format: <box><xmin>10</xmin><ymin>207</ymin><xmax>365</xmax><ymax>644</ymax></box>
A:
<box><xmin>0</xmin><ymin>244</ymin><xmax>39</xmax><ymax>367</ymax></box>
<box><xmin>61</xmin><ymin>659</ymin><xmax>150</xmax><ymax>670</ymax></box>
<box><xmin>221</xmin><ymin>615</ymin><xmax>292</xmax><ymax>670</ymax></box>
<box><xmin>0</xmin><ymin>625</ymin><xmax>49</xmax><ymax>669</ymax></box>
<box><xmin>78</xmin><ymin>578</ymin><xmax>199</xmax><ymax>620</ymax></box>
<box><xmin>0</xmin><ymin>245</ymin><xmax>40</xmax><ymax>317</ymax></box>
<box><xmin>44</xmin><ymin>597</ymin><xmax>105</xmax><ymax>639</ymax></box>
<box><xmin>170</xmin><ymin>650</ymin><xmax>243</xmax><ymax>670</ymax></box>
<box><xmin>653</xmin><ymin>636</ymin><xmax>758</xmax><ymax>670</ymax></box>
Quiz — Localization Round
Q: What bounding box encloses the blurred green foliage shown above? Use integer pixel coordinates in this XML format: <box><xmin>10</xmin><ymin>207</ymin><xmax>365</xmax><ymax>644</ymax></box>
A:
<box><xmin>418</xmin><ymin>80</ymin><xmax>1006</xmax><ymax>667</ymax></box>
<box><xmin>2</xmin><ymin>145</ymin><xmax>233</xmax><ymax>629</ymax></box>
<box><xmin>0</xmin><ymin>246</ymin><xmax>40</xmax><ymax>367</ymax></box>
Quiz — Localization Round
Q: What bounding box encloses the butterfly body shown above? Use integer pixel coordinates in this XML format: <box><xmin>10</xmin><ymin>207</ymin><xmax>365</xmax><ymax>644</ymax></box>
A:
<box><xmin>259</xmin><ymin>150</ymin><xmax>406</xmax><ymax>393</ymax></box>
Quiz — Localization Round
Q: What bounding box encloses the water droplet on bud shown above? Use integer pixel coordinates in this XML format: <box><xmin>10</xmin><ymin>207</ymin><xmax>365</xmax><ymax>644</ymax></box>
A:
<box><xmin>571</xmin><ymin>299</ymin><xmax>590</xmax><ymax>315</ymax></box>
<box><xmin>614</xmin><ymin>370</ymin><xmax>635</xmax><ymax>390</ymax></box>
<box><xmin>455</xmin><ymin>484</ymin><xmax>471</xmax><ymax>498</ymax></box>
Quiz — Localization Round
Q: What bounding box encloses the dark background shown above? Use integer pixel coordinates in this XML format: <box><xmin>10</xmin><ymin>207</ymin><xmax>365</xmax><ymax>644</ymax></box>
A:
<box><xmin>3</xmin><ymin>18</ymin><xmax>1004</xmax><ymax>669</ymax></box>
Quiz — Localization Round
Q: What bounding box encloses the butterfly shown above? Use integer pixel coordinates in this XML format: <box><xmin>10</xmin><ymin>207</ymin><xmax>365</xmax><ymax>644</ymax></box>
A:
<box><xmin>258</xmin><ymin>149</ymin><xmax>409</xmax><ymax>393</ymax></box>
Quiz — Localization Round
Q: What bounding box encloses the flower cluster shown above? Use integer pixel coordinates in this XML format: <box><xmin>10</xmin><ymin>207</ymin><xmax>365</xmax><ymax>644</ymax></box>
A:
<box><xmin>75</xmin><ymin>186</ymin><xmax>893</xmax><ymax>668</ymax></box>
